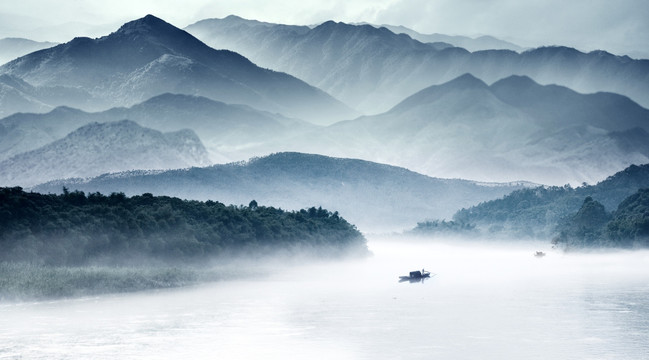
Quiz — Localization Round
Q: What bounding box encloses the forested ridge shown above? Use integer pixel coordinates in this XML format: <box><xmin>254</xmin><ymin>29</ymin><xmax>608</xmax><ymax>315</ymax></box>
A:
<box><xmin>446</xmin><ymin>164</ymin><xmax>649</xmax><ymax>248</ymax></box>
<box><xmin>554</xmin><ymin>189</ymin><xmax>649</xmax><ymax>248</ymax></box>
<box><xmin>0</xmin><ymin>187</ymin><xmax>367</xmax><ymax>266</ymax></box>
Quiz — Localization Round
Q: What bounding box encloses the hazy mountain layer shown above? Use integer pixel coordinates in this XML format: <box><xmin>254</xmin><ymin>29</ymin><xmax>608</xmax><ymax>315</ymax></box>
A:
<box><xmin>0</xmin><ymin>120</ymin><xmax>210</xmax><ymax>187</ymax></box>
<box><xmin>0</xmin><ymin>38</ymin><xmax>57</xmax><ymax>65</ymax></box>
<box><xmin>0</xmin><ymin>93</ymin><xmax>316</xmax><ymax>163</ymax></box>
<box><xmin>32</xmin><ymin>152</ymin><xmax>530</xmax><ymax>233</ymax></box>
<box><xmin>0</xmin><ymin>74</ymin><xmax>94</xmax><ymax>118</ymax></box>
<box><xmin>0</xmin><ymin>15</ymin><xmax>355</xmax><ymax>124</ymax></box>
<box><xmin>186</xmin><ymin>16</ymin><xmax>649</xmax><ymax>113</ymax></box>
<box><xmin>288</xmin><ymin>74</ymin><xmax>649</xmax><ymax>185</ymax></box>
<box><xmin>5</xmin><ymin>74</ymin><xmax>648</xmax><ymax>186</ymax></box>
<box><xmin>372</xmin><ymin>24</ymin><xmax>525</xmax><ymax>52</ymax></box>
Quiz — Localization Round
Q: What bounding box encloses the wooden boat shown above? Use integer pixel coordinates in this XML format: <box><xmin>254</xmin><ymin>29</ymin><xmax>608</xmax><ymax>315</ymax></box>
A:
<box><xmin>399</xmin><ymin>270</ymin><xmax>432</xmax><ymax>282</ymax></box>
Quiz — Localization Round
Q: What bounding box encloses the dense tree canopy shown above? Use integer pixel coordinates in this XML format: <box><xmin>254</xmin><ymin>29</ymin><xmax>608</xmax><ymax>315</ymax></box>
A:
<box><xmin>0</xmin><ymin>187</ymin><xmax>367</xmax><ymax>265</ymax></box>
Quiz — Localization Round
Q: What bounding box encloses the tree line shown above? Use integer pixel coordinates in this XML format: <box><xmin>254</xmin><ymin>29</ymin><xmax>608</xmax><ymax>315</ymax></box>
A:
<box><xmin>0</xmin><ymin>187</ymin><xmax>367</xmax><ymax>265</ymax></box>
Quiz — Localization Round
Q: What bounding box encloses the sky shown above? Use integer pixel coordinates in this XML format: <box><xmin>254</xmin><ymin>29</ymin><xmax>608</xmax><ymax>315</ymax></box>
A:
<box><xmin>1</xmin><ymin>0</ymin><xmax>647</xmax><ymax>58</ymax></box>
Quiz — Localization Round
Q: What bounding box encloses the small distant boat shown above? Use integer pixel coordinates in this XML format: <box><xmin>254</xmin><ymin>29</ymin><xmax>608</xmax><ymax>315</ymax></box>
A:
<box><xmin>534</xmin><ymin>251</ymin><xmax>546</xmax><ymax>257</ymax></box>
<box><xmin>399</xmin><ymin>269</ymin><xmax>433</xmax><ymax>283</ymax></box>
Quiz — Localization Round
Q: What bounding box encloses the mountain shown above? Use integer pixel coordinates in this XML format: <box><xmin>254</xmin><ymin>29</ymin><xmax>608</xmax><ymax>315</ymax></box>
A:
<box><xmin>0</xmin><ymin>93</ymin><xmax>316</xmax><ymax>163</ymax></box>
<box><xmin>32</xmin><ymin>152</ymin><xmax>530</xmax><ymax>233</ymax></box>
<box><xmin>0</xmin><ymin>38</ymin><xmax>57</xmax><ymax>65</ymax></box>
<box><xmin>0</xmin><ymin>120</ymin><xmax>210</xmax><ymax>187</ymax></box>
<box><xmin>0</xmin><ymin>15</ymin><xmax>356</xmax><ymax>124</ymax></box>
<box><xmin>186</xmin><ymin>16</ymin><xmax>649</xmax><ymax>113</ymax></box>
<box><xmin>453</xmin><ymin>164</ymin><xmax>649</xmax><ymax>240</ymax></box>
<box><xmin>288</xmin><ymin>74</ymin><xmax>649</xmax><ymax>185</ymax></box>
<box><xmin>0</xmin><ymin>74</ymin><xmax>94</xmax><ymax>118</ymax></box>
<box><xmin>373</xmin><ymin>24</ymin><xmax>526</xmax><ymax>52</ymax></box>
<box><xmin>6</xmin><ymin>74</ymin><xmax>648</xmax><ymax>186</ymax></box>
<box><xmin>0</xmin><ymin>105</ymin><xmax>96</xmax><ymax>161</ymax></box>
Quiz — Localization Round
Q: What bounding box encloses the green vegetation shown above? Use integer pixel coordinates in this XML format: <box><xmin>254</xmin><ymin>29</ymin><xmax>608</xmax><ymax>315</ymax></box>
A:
<box><xmin>554</xmin><ymin>189</ymin><xmax>649</xmax><ymax>249</ymax></box>
<box><xmin>0</xmin><ymin>263</ymin><xmax>202</xmax><ymax>300</ymax></box>
<box><xmin>0</xmin><ymin>187</ymin><xmax>367</xmax><ymax>265</ymax></box>
<box><xmin>450</xmin><ymin>164</ymin><xmax>649</xmax><ymax>243</ymax></box>
<box><xmin>0</xmin><ymin>187</ymin><xmax>367</xmax><ymax>299</ymax></box>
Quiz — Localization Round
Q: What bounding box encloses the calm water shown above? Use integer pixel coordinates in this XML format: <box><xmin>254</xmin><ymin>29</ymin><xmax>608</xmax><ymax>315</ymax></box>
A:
<box><xmin>1</xmin><ymin>239</ymin><xmax>649</xmax><ymax>359</ymax></box>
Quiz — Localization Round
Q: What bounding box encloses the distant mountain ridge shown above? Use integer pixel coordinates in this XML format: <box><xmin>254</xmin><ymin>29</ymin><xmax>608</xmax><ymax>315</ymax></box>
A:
<box><xmin>3</xmin><ymin>73</ymin><xmax>648</xmax><ymax>186</ymax></box>
<box><xmin>0</xmin><ymin>93</ymin><xmax>316</xmax><ymax>164</ymax></box>
<box><xmin>33</xmin><ymin>152</ymin><xmax>530</xmax><ymax>233</ymax></box>
<box><xmin>0</xmin><ymin>15</ymin><xmax>355</xmax><ymax>124</ymax></box>
<box><xmin>288</xmin><ymin>74</ymin><xmax>649</xmax><ymax>185</ymax></box>
<box><xmin>0</xmin><ymin>37</ymin><xmax>57</xmax><ymax>65</ymax></box>
<box><xmin>370</xmin><ymin>24</ymin><xmax>526</xmax><ymax>52</ymax></box>
<box><xmin>0</xmin><ymin>120</ymin><xmax>210</xmax><ymax>187</ymax></box>
<box><xmin>186</xmin><ymin>16</ymin><xmax>649</xmax><ymax>113</ymax></box>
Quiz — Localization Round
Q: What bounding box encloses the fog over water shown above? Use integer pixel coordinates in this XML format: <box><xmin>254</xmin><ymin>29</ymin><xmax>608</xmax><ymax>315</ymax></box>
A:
<box><xmin>1</xmin><ymin>238</ymin><xmax>648</xmax><ymax>359</ymax></box>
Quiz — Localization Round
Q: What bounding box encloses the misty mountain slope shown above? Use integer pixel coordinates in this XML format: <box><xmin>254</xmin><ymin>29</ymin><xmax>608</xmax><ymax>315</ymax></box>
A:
<box><xmin>0</xmin><ymin>74</ymin><xmax>97</xmax><ymax>118</ymax></box>
<box><xmin>490</xmin><ymin>75</ymin><xmax>649</xmax><ymax>131</ymax></box>
<box><xmin>0</xmin><ymin>106</ymin><xmax>97</xmax><ymax>161</ymax></box>
<box><xmin>0</xmin><ymin>15</ymin><xmax>356</xmax><ymax>124</ymax></box>
<box><xmin>0</xmin><ymin>79</ymin><xmax>52</xmax><ymax>118</ymax></box>
<box><xmin>288</xmin><ymin>74</ymin><xmax>649</xmax><ymax>185</ymax></box>
<box><xmin>0</xmin><ymin>38</ymin><xmax>57</xmax><ymax>65</ymax></box>
<box><xmin>186</xmin><ymin>17</ymin><xmax>457</xmax><ymax>113</ymax></box>
<box><xmin>186</xmin><ymin>16</ymin><xmax>649</xmax><ymax>112</ymax></box>
<box><xmin>0</xmin><ymin>120</ymin><xmax>210</xmax><ymax>187</ymax></box>
<box><xmin>0</xmin><ymin>93</ymin><xmax>317</xmax><ymax>163</ymax></box>
<box><xmin>373</xmin><ymin>24</ymin><xmax>525</xmax><ymax>52</ymax></box>
<box><xmin>102</xmin><ymin>93</ymin><xmax>316</xmax><ymax>157</ymax></box>
<box><xmin>32</xmin><ymin>152</ymin><xmax>530</xmax><ymax>233</ymax></box>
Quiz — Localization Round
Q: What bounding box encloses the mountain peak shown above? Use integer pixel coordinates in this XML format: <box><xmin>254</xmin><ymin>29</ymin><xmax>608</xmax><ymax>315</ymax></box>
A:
<box><xmin>389</xmin><ymin>73</ymin><xmax>489</xmax><ymax>112</ymax></box>
<box><xmin>444</xmin><ymin>73</ymin><xmax>488</xmax><ymax>89</ymax></box>
<box><xmin>111</xmin><ymin>14</ymin><xmax>188</xmax><ymax>41</ymax></box>
<box><xmin>490</xmin><ymin>75</ymin><xmax>537</xmax><ymax>89</ymax></box>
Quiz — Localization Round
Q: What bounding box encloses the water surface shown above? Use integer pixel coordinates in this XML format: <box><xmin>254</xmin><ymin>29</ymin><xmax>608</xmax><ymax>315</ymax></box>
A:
<box><xmin>1</xmin><ymin>239</ymin><xmax>648</xmax><ymax>359</ymax></box>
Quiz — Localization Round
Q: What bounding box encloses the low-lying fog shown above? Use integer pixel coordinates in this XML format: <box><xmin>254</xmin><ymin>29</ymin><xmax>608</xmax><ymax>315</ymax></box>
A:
<box><xmin>2</xmin><ymin>237</ymin><xmax>648</xmax><ymax>359</ymax></box>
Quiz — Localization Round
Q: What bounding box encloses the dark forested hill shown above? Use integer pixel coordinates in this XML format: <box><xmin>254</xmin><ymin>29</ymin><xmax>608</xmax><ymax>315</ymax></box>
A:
<box><xmin>553</xmin><ymin>188</ymin><xmax>649</xmax><ymax>249</ymax></box>
<box><xmin>0</xmin><ymin>187</ymin><xmax>367</xmax><ymax>266</ymax></box>
<box><xmin>452</xmin><ymin>164</ymin><xmax>649</xmax><ymax>241</ymax></box>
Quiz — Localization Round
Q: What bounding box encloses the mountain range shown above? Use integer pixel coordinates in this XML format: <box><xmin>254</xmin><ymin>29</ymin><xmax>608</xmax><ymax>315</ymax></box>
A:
<box><xmin>32</xmin><ymin>152</ymin><xmax>530</xmax><ymax>233</ymax></box>
<box><xmin>284</xmin><ymin>74</ymin><xmax>649</xmax><ymax>185</ymax></box>
<box><xmin>369</xmin><ymin>24</ymin><xmax>526</xmax><ymax>52</ymax></box>
<box><xmin>0</xmin><ymin>120</ymin><xmax>210</xmax><ymax>187</ymax></box>
<box><xmin>0</xmin><ymin>93</ymin><xmax>315</xmax><ymax>164</ymax></box>
<box><xmin>0</xmin><ymin>15</ymin><xmax>355</xmax><ymax>125</ymax></box>
<box><xmin>2</xmin><ymin>73</ymin><xmax>648</xmax><ymax>186</ymax></box>
<box><xmin>186</xmin><ymin>15</ymin><xmax>649</xmax><ymax>113</ymax></box>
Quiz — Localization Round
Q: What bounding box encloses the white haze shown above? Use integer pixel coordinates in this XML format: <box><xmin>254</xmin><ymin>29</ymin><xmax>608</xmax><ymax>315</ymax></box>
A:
<box><xmin>2</xmin><ymin>237</ymin><xmax>648</xmax><ymax>359</ymax></box>
<box><xmin>1</xmin><ymin>0</ymin><xmax>647</xmax><ymax>58</ymax></box>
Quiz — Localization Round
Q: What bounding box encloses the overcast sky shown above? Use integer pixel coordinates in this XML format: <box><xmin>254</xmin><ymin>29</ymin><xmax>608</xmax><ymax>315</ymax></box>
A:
<box><xmin>1</xmin><ymin>0</ymin><xmax>647</xmax><ymax>58</ymax></box>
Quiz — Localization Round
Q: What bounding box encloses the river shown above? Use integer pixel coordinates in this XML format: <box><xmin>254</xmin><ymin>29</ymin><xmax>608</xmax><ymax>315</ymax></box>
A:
<box><xmin>1</xmin><ymin>238</ymin><xmax>648</xmax><ymax>359</ymax></box>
